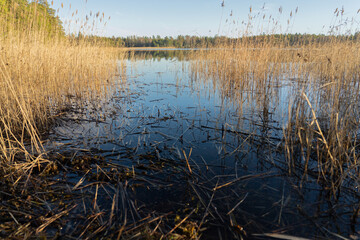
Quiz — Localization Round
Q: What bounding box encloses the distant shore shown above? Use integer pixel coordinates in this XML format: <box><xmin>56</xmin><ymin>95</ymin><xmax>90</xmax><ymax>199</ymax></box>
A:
<box><xmin>120</xmin><ymin>47</ymin><xmax>197</xmax><ymax>51</ymax></box>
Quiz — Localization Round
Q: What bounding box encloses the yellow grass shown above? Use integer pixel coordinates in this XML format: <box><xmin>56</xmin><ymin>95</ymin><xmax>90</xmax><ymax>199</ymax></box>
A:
<box><xmin>0</xmin><ymin>8</ymin><xmax>124</xmax><ymax>183</ymax></box>
<box><xmin>190</xmin><ymin>37</ymin><xmax>360</xmax><ymax>191</ymax></box>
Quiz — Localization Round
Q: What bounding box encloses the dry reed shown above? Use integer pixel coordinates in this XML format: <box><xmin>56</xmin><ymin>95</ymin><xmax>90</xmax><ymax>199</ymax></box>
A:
<box><xmin>190</xmin><ymin>8</ymin><xmax>360</xmax><ymax>193</ymax></box>
<box><xmin>0</xmin><ymin>1</ymin><xmax>123</xmax><ymax>184</ymax></box>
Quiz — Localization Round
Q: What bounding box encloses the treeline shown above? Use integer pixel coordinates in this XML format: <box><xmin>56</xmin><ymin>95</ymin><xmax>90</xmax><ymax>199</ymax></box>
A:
<box><xmin>79</xmin><ymin>35</ymin><xmax>220</xmax><ymax>48</ymax></box>
<box><xmin>82</xmin><ymin>33</ymin><xmax>360</xmax><ymax>48</ymax></box>
<box><xmin>0</xmin><ymin>0</ymin><xmax>64</xmax><ymax>38</ymax></box>
<box><xmin>247</xmin><ymin>33</ymin><xmax>360</xmax><ymax>46</ymax></box>
<box><xmin>2</xmin><ymin>1</ymin><xmax>358</xmax><ymax>47</ymax></box>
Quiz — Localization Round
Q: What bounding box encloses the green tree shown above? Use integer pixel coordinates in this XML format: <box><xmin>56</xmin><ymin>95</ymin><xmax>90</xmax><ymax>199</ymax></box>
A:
<box><xmin>0</xmin><ymin>0</ymin><xmax>64</xmax><ymax>39</ymax></box>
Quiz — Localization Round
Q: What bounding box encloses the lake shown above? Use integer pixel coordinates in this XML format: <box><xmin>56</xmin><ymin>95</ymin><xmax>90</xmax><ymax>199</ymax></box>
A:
<box><xmin>44</xmin><ymin>50</ymin><xmax>359</xmax><ymax>239</ymax></box>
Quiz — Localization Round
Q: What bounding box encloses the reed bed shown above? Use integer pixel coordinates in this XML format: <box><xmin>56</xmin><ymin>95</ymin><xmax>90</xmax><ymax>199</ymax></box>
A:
<box><xmin>1</xmin><ymin>38</ymin><xmax>123</xmax><ymax>183</ymax></box>
<box><xmin>190</xmin><ymin>34</ymin><xmax>360</xmax><ymax>194</ymax></box>
<box><xmin>0</xmin><ymin>3</ymin><xmax>125</xmax><ymax>237</ymax></box>
<box><xmin>0</xmin><ymin>1</ymin><xmax>123</xmax><ymax>167</ymax></box>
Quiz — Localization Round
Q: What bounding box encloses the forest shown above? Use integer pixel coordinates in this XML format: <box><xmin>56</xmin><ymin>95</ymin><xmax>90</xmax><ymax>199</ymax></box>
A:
<box><xmin>0</xmin><ymin>0</ymin><xmax>63</xmax><ymax>37</ymax></box>
<box><xmin>84</xmin><ymin>32</ymin><xmax>360</xmax><ymax>48</ymax></box>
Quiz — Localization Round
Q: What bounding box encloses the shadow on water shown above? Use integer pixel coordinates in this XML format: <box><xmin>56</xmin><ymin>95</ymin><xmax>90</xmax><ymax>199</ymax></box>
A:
<box><xmin>43</xmin><ymin>50</ymin><xmax>359</xmax><ymax>239</ymax></box>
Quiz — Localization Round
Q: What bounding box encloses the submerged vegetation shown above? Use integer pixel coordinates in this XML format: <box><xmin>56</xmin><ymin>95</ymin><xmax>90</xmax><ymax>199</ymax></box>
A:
<box><xmin>0</xmin><ymin>1</ymin><xmax>360</xmax><ymax>239</ymax></box>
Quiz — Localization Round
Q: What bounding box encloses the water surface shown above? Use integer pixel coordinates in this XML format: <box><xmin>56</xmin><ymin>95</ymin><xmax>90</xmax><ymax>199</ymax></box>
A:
<box><xmin>46</xmin><ymin>50</ymin><xmax>359</xmax><ymax>239</ymax></box>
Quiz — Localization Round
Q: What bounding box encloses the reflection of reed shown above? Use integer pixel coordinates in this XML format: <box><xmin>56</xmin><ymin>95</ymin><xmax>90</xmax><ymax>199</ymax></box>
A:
<box><xmin>189</xmin><ymin>39</ymin><xmax>360</xmax><ymax>195</ymax></box>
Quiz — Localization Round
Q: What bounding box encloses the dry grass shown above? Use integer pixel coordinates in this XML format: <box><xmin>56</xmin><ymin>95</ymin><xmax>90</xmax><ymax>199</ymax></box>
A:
<box><xmin>0</xmin><ymin>3</ymin><xmax>124</xmax><ymax>185</ymax></box>
<box><xmin>0</xmin><ymin>2</ymin><xmax>128</xmax><ymax>238</ymax></box>
<box><xmin>190</xmin><ymin>31</ymin><xmax>360</xmax><ymax>193</ymax></box>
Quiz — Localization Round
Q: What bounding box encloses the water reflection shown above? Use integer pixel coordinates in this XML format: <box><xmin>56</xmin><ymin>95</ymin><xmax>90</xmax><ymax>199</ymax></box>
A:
<box><xmin>129</xmin><ymin>49</ymin><xmax>193</xmax><ymax>61</ymax></box>
<box><xmin>46</xmin><ymin>50</ymin><xmax>359</xmax><ymax>239</ymax></box>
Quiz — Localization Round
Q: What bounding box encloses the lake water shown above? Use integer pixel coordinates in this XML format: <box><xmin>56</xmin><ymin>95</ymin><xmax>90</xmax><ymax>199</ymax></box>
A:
<box><xmin>45</xmin><ymin>50</ymin><xmax>359</xmax><ymax>239</ymax></box>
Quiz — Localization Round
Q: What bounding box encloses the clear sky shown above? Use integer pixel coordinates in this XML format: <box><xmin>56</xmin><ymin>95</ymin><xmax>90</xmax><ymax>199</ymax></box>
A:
<box><xmin>51</xmin><ymin>0</ymin><xmax>360</xmax><ymax>37</ymax></box>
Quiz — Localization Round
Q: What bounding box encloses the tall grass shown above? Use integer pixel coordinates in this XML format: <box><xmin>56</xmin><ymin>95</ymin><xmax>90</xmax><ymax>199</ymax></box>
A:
<box><xmin>190</xmin><ymin>8</ymin><xmax>360</xmax><ymax>193</ymax></box>
<box><xmin>0</xmin><ymin>1</ymin><xmax>122</xmax><ymax>183</ymax></box>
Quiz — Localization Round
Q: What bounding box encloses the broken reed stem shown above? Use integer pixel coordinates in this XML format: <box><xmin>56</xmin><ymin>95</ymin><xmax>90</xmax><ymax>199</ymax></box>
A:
<box><xmin>302</xmin><ymin>93</ymin><xmax>335</xmax><ymax>172</ymax></box>
<box><xmin>36</xmin><ymin>205</ymin><xmax>77</xmax><ymax>234</ymax></box>
<box><xmin>162</xmin><ymin>209</ymin><xmax>196</xmax><ymax>239</ymax></box>
<box><xmin>183</xmin><ymin>148</ymin><xmax>193</xmax><ymax>174</ymax></box>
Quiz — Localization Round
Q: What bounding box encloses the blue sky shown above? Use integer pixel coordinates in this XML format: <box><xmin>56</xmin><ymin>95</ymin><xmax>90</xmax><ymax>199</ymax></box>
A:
<box><xmin>52</xmin><ymin>0</ymin><xmax>360</xmax><ymax>37</ymax></box>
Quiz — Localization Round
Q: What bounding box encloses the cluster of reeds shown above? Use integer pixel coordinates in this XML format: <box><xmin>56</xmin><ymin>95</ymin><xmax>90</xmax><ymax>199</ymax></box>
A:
<box><xmin>0</xmin><ymin>1</ymin><xmax>128</xmax><ymax>237</ymax></box>
<box><xmin>190</xmin><ymin>7</ymin><xmax>360</xmax><ymax>193</ymax></box>
<box><xmin>0</xmin><ymin>1</ymin><xmax>123</xmax><ymax>192</ymax></box>
<box><xmin>283</xmin><ymin>41</ymin><xmax>360</xmax><ymax>191</ymax></box>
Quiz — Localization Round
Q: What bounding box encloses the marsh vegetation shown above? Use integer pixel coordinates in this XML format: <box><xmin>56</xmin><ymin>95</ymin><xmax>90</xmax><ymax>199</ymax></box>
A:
<box><xmin>0</xmin><ymin>1</ymin><xmax>360</xmax><ymax>239</ymax></box>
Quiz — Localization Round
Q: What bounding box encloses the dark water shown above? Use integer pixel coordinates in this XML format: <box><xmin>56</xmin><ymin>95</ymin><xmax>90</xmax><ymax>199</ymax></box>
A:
<box><xmin>46</xmin><ymin>50</ymin><xmax>359</xmax><ymax>239</ymax></box>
